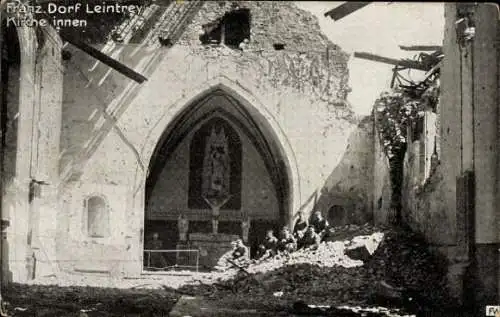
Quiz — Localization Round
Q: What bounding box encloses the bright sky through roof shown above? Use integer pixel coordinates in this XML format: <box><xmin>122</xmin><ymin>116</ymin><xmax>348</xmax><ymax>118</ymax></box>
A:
<box><xmin>295</xmin><ymin>2</ymin><xmax>445</xmax><ymax>115</ymax></box>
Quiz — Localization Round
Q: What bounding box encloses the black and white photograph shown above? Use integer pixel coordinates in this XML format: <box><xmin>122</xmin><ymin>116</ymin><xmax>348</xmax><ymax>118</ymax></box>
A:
<box><xmin>0</xmin><ymin>1</ymin><xmax>499</xmax><ymax>316</ymax></box>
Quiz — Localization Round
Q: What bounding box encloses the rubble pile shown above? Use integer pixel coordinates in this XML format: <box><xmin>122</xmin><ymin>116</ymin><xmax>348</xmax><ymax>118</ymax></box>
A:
<box><xmin>213</xmin><ymin>224</ymin><xmax>385</xmax><ymax>279</ymax></box>
<box><xmin>179</xmin><ymin>225</ymin><xmax>455</xmax><ymax>315</ymax></box>
<box><xmin>2</xmin><ymin>225</ymin><xmax>458</xmax><ymax>316</ymax></box>
<box><xmin>365</xmin><ymin>228</ymin><xmax>455</xmax><ymax>311</ymax></box>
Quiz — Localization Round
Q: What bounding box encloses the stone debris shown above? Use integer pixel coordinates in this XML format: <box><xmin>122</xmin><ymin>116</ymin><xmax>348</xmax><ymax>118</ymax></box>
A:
<box><xmin>212</xmin><ymin>229</ymin><xmax>385</xmax><ymax>279</ymax></box>
<box><xmin>2</xmin><ymin>225</ymin><xmax>458</xmax><ymax>316</ymax></box>
<box><xmin>177</xmin><ymin>225</ymin><xmax>456</xmax><ymax>316</ymax></box>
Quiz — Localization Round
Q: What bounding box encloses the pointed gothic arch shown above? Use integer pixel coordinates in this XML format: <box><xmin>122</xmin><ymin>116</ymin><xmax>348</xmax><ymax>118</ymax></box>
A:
<box><xmin>144</xmin><ymin>86</ymin><xmax>296</xmax><ymax>226</ymax></box>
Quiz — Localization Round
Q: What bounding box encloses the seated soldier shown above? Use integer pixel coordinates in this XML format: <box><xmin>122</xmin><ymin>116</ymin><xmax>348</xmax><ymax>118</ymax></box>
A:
<box><xmin>255</xmin><ymin>244</ymin><xmax>272</xmax><ymax>260</ymax></box>
<box><xmin>298</xmin><ymin>226</ymin><xmax>321</xmax><ymax>250</ymax></box>
<box><xmin>277</xmin><ymin>226</ymin><xmax>297</xmax><ymax>253</ymax></box>
<box><xmin>263</xmin><ymin>229</ymin><xmax>278</xmax><ymax>255</ymax></box>
<box><xmin>293</xmin><ymin>211</ymin><xmax>308</xmax><ymax>239</ymax></box>
<box><xmin>309</xmin><ymin>210</ymin><xmax>330</xmax><ymax>240</ymax></box>
<box><xmin>232</xmin><ymin>239</ymin><xmax>248</xmax><ymax>260</ymax></box>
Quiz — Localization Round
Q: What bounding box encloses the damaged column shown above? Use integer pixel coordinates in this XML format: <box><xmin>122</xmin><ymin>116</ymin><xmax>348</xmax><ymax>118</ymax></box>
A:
<box><xmin>28</xmin><ymin>25</ymin><xmax>63</xmax><ymax>279</ymax></box>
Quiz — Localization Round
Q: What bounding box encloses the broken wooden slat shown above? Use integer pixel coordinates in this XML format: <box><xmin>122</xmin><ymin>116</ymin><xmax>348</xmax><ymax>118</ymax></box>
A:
<box><xmin>60</xmin><ymin>34</ymin><xmax>147</xmax><ymax>84</ymax></box>
<box><xmin>353</xmin><ymin>52</ymin><xmax>431</xmax><ymax>71</ymax></box>
<box><xmin>399</xmin><ymin>45</ymin><xmax>443</xmax><ymax>52</ymax></box>
<box><xmin>422</xmin><ymin>60</ymin><xmax>442</xmax><ymax>82</ymax></box>
<box><xmin>324</xmin><ymin>2</ymin><xmax>371</xmax><ymax>21</ymax></box>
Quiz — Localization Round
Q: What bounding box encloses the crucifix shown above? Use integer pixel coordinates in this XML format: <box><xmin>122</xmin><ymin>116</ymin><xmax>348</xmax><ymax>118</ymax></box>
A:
<box><xmin>203</xmin><ymin>195</ymin><xmax>231</xmax><ymax>234</ymax></box>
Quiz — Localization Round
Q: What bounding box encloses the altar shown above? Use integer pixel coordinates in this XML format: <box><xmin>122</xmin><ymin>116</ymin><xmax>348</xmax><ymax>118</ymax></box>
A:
<box><xmin>176</xmin><ymin>210</ymin><xmax>251</xmax><ymax>270</ymax></box>
<box><xmin>188</xmin><ymin>233</ymin><xmax>240</xmax><ymax>269</ymax></box>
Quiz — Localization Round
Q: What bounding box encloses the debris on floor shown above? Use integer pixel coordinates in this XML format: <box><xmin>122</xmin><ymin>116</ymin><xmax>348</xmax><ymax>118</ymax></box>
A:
<box><xmin>2</xmin><ymin>224</ymin><xmax>459</xmax><ymax>316</ymax></box>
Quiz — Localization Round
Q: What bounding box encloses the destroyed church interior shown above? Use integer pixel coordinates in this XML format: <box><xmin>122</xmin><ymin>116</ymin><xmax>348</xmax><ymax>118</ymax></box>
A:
<box><xmin>0</xmin><ymin>1</ymin><xmax>499</xmax><ymax>316</ymax></box>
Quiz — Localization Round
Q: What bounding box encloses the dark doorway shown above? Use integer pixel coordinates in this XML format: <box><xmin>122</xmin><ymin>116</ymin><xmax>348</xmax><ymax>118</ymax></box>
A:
<box><xmin>327</xmin><ymin>205</ymin><xmax>347</xmax><ymax>227</ymax></box>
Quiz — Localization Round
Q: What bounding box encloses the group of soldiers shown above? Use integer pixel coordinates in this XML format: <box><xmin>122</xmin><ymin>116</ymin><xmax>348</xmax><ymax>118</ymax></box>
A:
<box><xmin>254</xmin><ymin>210</ymin><xmax>331</xmax><ymax>260</ymax></box>
<box><xmin>146</xmin><ymin>210</ymin><xmax>332</xmax><ymax>269</ymax></box>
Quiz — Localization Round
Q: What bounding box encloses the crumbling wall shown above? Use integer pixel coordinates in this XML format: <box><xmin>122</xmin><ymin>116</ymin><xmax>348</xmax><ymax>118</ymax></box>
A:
<box><xmin>401</xmin><ymin>141</ymin><xmax>452</xmax><ymax>243</ymax></box>
<box><xmin>372</xmin><ymin>118</ymin><xmax>392</xmax><ymax>226</ymax></box>
<box><xmin>179</xmin><ymin>1</ymin><xmax>344</xmax><ymax>57</ymax></box>
<box><xmin>401</xmin><ymin>4</ymin><xmax>500</xmax><ymax>306</ymax></box>
<box><xmin>56</xmin><ymin>1</ymin><xmax>361</xmax><ymax>276</ymax></box>
<box><xmin>59</xmin><ymin>1</ymin><xmax>351</xmax><ymax>179</ymax></box>
<box><xmin>1</xmin><ymin>24</ymin><xmax>63</xmax><ymax>283</ymax></box>
<box><xmin>315</xmin><ymin>116</ymin><xmax>376</xmax><ymax>226</ymax></box>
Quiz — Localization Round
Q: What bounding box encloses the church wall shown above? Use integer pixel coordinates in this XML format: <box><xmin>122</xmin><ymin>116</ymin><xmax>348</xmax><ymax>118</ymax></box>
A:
<box><xmin>401</xmin><ymin>140</ymin><xmax>451</xmax><ymax>244</ymax></box>
<box><xmin>468</xmin><ymin>3</ymin><xmax>499</xmax><ymax>308</ymax></box>
<box><xmin>56</xmin><ymin>1</ymin><xmax>370</xmax><ymax>276</ymax></box>
<box><xmin>1</xmin><ymin>23</ymin><xmax>64</xmax><ymax>283</ymax></box>
<box><xmin>59</xmin><ymin>1</ymin><xmax>352</xmax><ymax>184</ymax></box>
<box><xmin>372</xmin><ymin>116</ymin><xmax>392</xmax><ymax>226</ymax></box>
<box><xmin>399</xmin><ymin>3</ymin><xmax>500</xmax><ymax>306</ymax></box>
<box><xmin>315</xmin><ymin>117</ymin><xmax>378</xmax><ymax>226</ymax></box>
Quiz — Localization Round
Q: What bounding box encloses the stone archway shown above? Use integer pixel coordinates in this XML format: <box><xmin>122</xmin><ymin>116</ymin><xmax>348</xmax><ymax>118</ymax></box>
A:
<box><xmin>136</xmin><ymin>80</ymin><xmax>298</xmax><ymax>270</ymax></box>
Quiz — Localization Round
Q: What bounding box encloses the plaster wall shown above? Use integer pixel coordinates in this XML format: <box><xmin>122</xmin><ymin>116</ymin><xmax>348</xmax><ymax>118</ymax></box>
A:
<box><xmin>1</xmin><ymin>24</ymin><xmax>63</xmax><ymax>283</ymax></box>
<box><xmin>372</xmin><ymin>116</ymin><xmax>392</xmax><ymax>226</ymax></box>
<box><xmin>315</xmin><ymin>117</ymin><xmax>380</xmax><ymax>226</ymax></box>
<box><xmin>54</xmin><ymin>1</ymin><xmax>378</xmax><ymax>276</ymax></box>
<box><xmin>400</xmin><ymin>3</ymin><xmax>500</xmax><ymax>305</ymax></box>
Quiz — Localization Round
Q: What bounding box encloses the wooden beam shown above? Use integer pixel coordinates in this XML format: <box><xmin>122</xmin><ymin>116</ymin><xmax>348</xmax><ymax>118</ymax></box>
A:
<box><xmin>353</xmin><ymin>52</ymin><xmax>431</xmax><ymax>71</ymax></box>
<box><xmin>324</xmin><ymin>2</ymin><xmax>371</xmax><ymax>21</ymax></box>
<box><xmin>60</xmin><ymin>34</ymin><xmax>147</xmax><ymax>84</ymax></box>
<box><xmin>399</xmin><ymin>45</ymin><xmax>443</xmax><ymax>51</ymax></box>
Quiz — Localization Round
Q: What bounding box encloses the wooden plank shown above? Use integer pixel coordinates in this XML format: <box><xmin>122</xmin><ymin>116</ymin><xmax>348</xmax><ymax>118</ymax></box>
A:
<box><xmin>399</xmin><ymin>45</ymin><xmax>443</xmax><ymax>51</ymax></box>
<box><xmin>353</xmin><ymin>52</ymin><xmax>430</xmax><ymax>71</ymax></box>
<box><xmin>324</xmin><ymin>2</ymin><xmax>371</xmax><ymax>21</ymax></box>
<box><xmin>61</xmin><ymin>34</ymin><xmax>147</xmax><ymax>84</ymax></box>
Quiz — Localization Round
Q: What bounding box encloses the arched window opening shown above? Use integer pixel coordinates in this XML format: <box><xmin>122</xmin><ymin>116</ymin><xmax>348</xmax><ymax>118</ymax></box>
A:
<box><xmin>84</xmin><ymin>195</ymin><xmax>110</xmax><ymax>238</ymax></box>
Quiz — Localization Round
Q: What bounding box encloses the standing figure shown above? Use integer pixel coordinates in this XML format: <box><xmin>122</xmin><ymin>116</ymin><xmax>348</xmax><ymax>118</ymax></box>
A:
<box><xmin>145</xmin><ymin>232</ymin><xmax>167</xmax><ymax>270</ymax></box>
<box><xmin>241</xmin><ymin>217</ymin><xmax>251</xmax><ymax>243</ymax></box>
<box><xmin>202</xmin><ymin>127</ymin><xmax>230</xmax><ymax>202</ymax></box>
<box><xmin>177</xmin><ymin>214</ymin><xmax>189</xmax><ymax>241</ymax></box>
